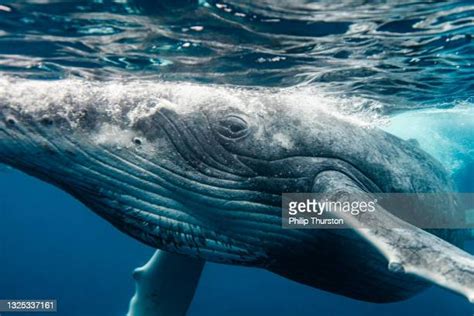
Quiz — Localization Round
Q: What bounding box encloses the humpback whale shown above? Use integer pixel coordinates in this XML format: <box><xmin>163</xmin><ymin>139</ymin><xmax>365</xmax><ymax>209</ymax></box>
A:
<box><xmin>0</xmin><ymin>79</ymin><xmax>473</xmax><ymax>315</ymax></box>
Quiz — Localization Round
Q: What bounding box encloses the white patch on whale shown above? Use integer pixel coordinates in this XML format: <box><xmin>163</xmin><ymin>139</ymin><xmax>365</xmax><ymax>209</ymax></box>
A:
<box><xmin>93</xmin><ymin>123</ymin><xmax>156</xmax><ymax>154</ymax></box>
<box><xmin>93</xmin><ymin>124</ymin><xmax>136</xmax><ymax>147</ymax></box>
<box><xmin>272</xmin><ymin>132</ymin><xmax>293</xmax><ymax>150</ymax></box>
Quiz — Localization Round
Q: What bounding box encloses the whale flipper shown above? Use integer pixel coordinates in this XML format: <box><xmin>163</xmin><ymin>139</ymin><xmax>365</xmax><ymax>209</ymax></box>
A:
<box><xmin>127</xmin><ymin>250</ymin><xmax>205</xmax><ymax>316</ymax></box>
<box><xmin>313</xmin><ymin>171</ymin><xmax>474</xmax><ymax>302</ymax></box>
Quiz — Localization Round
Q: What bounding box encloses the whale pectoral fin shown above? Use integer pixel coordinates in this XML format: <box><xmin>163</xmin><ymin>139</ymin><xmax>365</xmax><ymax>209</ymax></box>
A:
<box><xmin>313</xmin><ymin>171</ymin><xmax>474</xmax><ymax>303</ymax></box>
<box><xmin>127</xmin><ymin>250</ymin><xmax>205</xmax><ymax>316</ymax></box>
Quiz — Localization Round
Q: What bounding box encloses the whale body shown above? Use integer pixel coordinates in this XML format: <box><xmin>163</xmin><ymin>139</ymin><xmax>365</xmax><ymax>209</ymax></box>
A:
<box><xmin>0</xmin><ymin>79</ymin><xmax>473</xmax><ymax>314</ymax></box>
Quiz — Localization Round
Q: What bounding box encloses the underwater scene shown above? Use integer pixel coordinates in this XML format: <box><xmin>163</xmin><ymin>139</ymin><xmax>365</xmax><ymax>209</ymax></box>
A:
<box><xmin>0</xmin><ymin>0</ymin><xmax>473</xmax><ymax>315</ymax></box>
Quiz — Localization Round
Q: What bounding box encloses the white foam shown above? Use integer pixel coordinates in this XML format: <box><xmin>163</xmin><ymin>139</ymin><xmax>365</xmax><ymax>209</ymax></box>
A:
<box><xmin>0</xmin><ymin>77</ymin><xmax>387</xmax><ymax>126</ymax></box>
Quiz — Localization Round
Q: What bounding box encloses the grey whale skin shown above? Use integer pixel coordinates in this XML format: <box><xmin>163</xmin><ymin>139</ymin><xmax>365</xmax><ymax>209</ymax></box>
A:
<box><xmin>0</xmin><ymin>79</ymin><xmax>473</xmax><ymax>314</ymax></box>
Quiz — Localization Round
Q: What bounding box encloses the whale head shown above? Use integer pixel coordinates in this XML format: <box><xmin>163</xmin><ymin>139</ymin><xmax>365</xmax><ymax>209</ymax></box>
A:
<box><xmin>0</xmin><ymin>79</ymin><xmax>454</xmax><ymax>266</ymax></box>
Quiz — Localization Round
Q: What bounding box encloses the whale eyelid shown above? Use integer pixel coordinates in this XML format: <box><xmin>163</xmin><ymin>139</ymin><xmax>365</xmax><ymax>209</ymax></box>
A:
<box><xmin>222</xmin><ymin>115</ymin><xmax>247</xmax><ymax>132</ymax></box>
<box><xmin>216</xmin><ymin>115</ymin><xmax>249</xmax><ymax>139</ymax></box>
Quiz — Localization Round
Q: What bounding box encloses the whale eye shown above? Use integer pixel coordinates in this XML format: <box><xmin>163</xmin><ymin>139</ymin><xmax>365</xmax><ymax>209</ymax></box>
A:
<box><xmin>217</xmin><ymin>115</ymin><xmax>249</xmax><ymax>139</ymax></box>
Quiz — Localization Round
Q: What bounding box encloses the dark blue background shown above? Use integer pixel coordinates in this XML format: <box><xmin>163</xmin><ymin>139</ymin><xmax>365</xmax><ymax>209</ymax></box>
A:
<box><xmin>1</xmin><ymin>169</ymin><xmax>473</xmax><ymax>316</ymax></box>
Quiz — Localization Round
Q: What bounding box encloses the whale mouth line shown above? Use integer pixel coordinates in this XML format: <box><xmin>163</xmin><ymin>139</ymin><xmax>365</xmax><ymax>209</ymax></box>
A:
<box><xmin>237</xmin><ymin>153</ymin><xmax>382</xmax><ymax>194</ymax></box>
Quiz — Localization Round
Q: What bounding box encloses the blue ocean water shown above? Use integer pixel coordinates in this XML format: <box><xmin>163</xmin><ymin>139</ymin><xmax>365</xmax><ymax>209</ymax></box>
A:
<box><xmin>0</xmin><ymin>0</ymin><xmax>473</xmax><ymax>315</ymax></box>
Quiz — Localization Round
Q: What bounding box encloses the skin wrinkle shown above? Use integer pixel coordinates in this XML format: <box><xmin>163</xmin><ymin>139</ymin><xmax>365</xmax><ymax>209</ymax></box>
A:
<box><xmin>95</xmin><ymin>126</ymin><xmax>279</xmax><ymax>202</ymax></box>
<box><xmin>237</xmin><ymin>153</ymin><xmax>382</xmax><ymax>193</ymax></box>
<box><xmin>116</xmin><ymin>191</ymin><xmax>284</xmax><ymax>249</ymax></box>
<box><xmin>135</xmin><ymin>145</ymin><xmax>310</xmax><ymax>191</ymax></box>
<box><xmin>149</xmin><ymin>112</ymin><xmax>252</xmax><ymax>185</ymax></box>
<box><xmin>0</xmin><ymin>120</ymin><xmax>67</xmax><ymax>173</ymax></box>
<box><xmin>161</xmin><ymin>109</ymin><xmax>249</xmax><ymax>176</ymax></box>
<box><xmin>130</xmin><ymin>150</ymin><xmax>322</xmax><ymax>236</ymax></box>
<box><xmin>132</xmin><ymin>149</ymin><xmax>247</xmax><ymax>188</ymax></box>
<box><xmin>79</xmin><ymin>179</ymin><xmax>265</xmax><ymax>262</ymax></box>
<box><xmin>10</xmin><ymin>122</ymin><xmax>203</xmax><ymax>228</ymax></box>
<box><xmin>57</xmin><ymin>126</ymin><xmax>295</xmax><ymax>258</ymax></box>
<box><xmin>154</xmin><ymin>111</ymin><xmax>235</xmax><ymax>177</ymax></box>
<box><xmin>80</xmin><ymin>129</ymin><xmax>309</xmax><ymax>257</ymax></box>
<box><xmin>194</xmin><ymin>112</ymin><xmax>252</xmax><ymax>171</ymax></box>
<box><xmin>108</xmin><ymin>195</ymin><xmax>255</xmax><ymax>258</ymax></box>
<box><xmin>88</xmin><ymin>197</ymin><xmax>264</xmax><ymax>264</ymax></box>
<box><xmin>196</xmin><ymin>111</ymin><xmax>257</xmax><ymax>173</ymax></box>
<box><xmin>100</xmin><ymin>143</ymin><xmax>277</xmax><ymax>210</ymax></box>
<box><xmin>126</xmin><ymin>152</ymin><xmax>315</xmax><ymax>243</ymax></box>
<box><xmin>61</xmin><ymin>136</ymin><xmax>203</xmax><ymax>221</ymax></box>
<box><xmin>102</xmin><ymin>146</ymin><xmax>311</xmax><ymax>247</ymax></box>
<box><xmin>0</xmin><ymin>133</ymin><xmax>102</xmax><ymax>207</ymax></box>
<box><xmin>155</xmin><ymin>110</ymin><xmax>245</xmax><ymax>180</ymax></box>
<box><xmin>94</xmin><ymin>139</ymin><xmax>298</xmax><ymax>236</ymax></box>
<box><xmin>104</xmin><ymin>198</ymin><xmax>267</xmax><ymax>263</ymax></box>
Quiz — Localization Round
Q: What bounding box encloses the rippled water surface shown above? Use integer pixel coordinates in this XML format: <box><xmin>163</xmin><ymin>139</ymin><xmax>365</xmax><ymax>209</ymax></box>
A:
<box><xmin>0</xmin><ymin>0</ymin><xmax>473</xmax><ymax>111</ymax></box>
